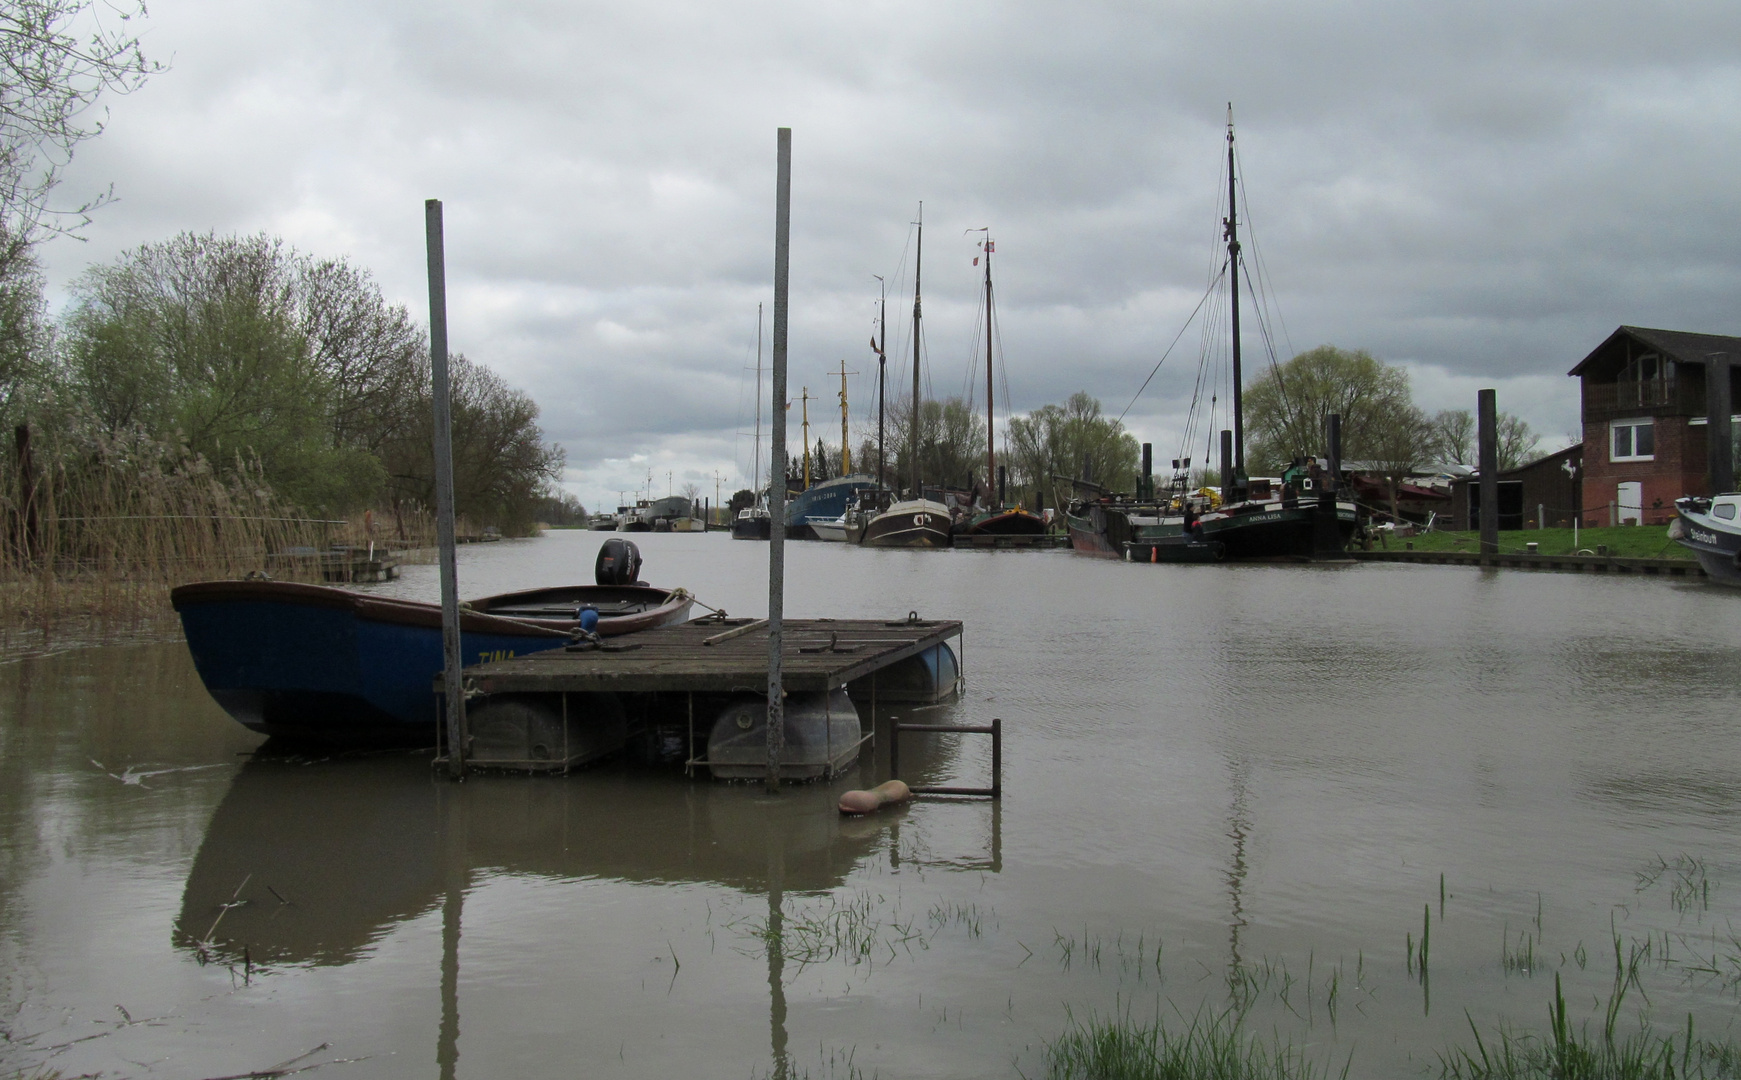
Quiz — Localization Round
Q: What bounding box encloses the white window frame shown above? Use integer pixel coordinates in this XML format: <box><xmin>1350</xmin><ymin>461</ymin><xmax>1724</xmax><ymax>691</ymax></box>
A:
<box><xmin>1610</xmin><ymin>418</ymin><xmax>1655</xmax><ymax>463</ymax></box>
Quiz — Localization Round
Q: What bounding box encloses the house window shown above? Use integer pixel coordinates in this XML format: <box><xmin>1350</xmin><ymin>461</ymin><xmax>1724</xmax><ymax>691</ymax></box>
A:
<box><xmin>1611</xmin><ymin>419</ymin><xmax>1655</xmax><ymax>462</ymax></box>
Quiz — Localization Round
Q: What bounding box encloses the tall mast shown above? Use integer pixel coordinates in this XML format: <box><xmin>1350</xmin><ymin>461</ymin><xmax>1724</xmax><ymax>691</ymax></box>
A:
<box><xmin>800</xmin><ymin>387</ymin><xmax>811</xmax><ymax>490</ymax></box>
<box><xmin>982</xmin><ymin>231</ymin><xmax>996</xmax><ymax>510</ymax></box>
<box><xmin>910</xmin><ymin>203</ymin><xmax>923</xmax><ymax>497</ymax></box>
<box><xmin>754</xmin><ymin>303</ymin><xmax>764</xmax><ymax>506</ymax></box>
<box><xmin>1225</xmin><ymin>104</ymin><xmax>1245</xmax><ymax>486</ymax></box>
<box><xmin>873</xmin><ymin>276</ymin><xmax>886</xmax><ymax>490</ymax></box>
<box><xmin>838</xmin><ymin>355</ymin><xmax>851</xmax><ymax>475</ymax></box>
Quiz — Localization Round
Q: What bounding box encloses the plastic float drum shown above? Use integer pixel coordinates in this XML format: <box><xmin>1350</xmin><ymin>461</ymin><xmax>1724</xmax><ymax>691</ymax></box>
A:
<box><xmin>705</xmin><ymin>688</ymin><xmax>862</xmax><ymax>781</ymax></box>
<box><xmin>466</xmin><ymin>692</ymin><xmax>627</xmax><ymax>771</ymax></box>
<box><xmin>846</xmin><ymin>643</ymin><xmax>960</xmax><ymax>704</ymax></box>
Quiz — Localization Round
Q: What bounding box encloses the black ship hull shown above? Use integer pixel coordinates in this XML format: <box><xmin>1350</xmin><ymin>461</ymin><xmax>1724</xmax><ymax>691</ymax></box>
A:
<box><xmin>861</xmin><ymin>500</ymin><xmax>952</xmax><ymax>548</ymax></box>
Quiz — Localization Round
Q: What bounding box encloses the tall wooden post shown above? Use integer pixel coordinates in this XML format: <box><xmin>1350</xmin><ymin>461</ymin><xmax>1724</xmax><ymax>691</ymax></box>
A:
<box><xmin>1478</xmin><ymin>389</ymin><xmax>1498</xmax><ymax>555</ymax></box>
<box><xmin>766</xmin><ymin>128</ymin><xmax>792</xmax><ymax>794</ymax></box>
<box><xmin>427</xmin><ymin>200</ymin><xmax>466</xmax><ymax>778</ymax></box>
<box><xmin>1141</xmin><ymin>443</ymin><xmax>1152</xmax><ymax>501</ymax></box>
<box><xmin>1708</xmin><ymin>353</ymin><xmax>1734</xmax><ymax>494</ymax></box>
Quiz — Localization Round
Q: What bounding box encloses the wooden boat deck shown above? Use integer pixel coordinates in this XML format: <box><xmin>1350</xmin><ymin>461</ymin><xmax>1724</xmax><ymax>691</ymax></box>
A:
<box><xmin>452</xmin><ymin>616</ymin><xmax>963</xmax><ymax>695</ymax></box>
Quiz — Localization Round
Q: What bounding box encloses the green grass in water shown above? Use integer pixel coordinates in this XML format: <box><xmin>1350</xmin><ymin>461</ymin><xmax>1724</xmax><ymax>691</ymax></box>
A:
<box><xmin>1044</xmin><ymin>1008</ymin><xmax>1341</xmax><ymax>1080</ymax></box>
<box><xmin>1443</xmin><ymin>974</ymin><xmax>1741</xmax><ymax>1079</ymax></box>
<box><xmin>1384</xmin><ymin>525</ymin><xmax>1691</xmax><ymax>561</ymax></box>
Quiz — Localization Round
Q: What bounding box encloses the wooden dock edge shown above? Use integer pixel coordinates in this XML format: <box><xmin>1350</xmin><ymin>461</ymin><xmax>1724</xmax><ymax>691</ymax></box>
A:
<box><xmin>1349</xmin><ymin>549</ymin><xmax>1705</xmax><ymax>577</ymax></box>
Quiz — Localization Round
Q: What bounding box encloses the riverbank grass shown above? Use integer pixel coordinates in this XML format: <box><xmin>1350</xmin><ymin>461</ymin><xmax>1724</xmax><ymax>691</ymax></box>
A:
<box><xmin>1044</xmin><ymin>1008</ymin><xmax>1341</xmax><ymax>1080</ymax></box>
<box><xmin>1384</xmin><ymin>526</ymin><xmax>1690</xmax><ymax>561</ymax></box>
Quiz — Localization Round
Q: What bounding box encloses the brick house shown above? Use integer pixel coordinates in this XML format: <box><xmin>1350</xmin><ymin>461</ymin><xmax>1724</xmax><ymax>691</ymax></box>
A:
<box><xmin>1569</xmin><ymin>326</ymin><xmax>1741</xmax><ymax>526</ymax></box>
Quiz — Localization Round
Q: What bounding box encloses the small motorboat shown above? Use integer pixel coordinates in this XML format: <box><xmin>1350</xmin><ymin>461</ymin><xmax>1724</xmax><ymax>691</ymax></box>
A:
<box><xmin>1674</xmin><ymin>493</ymin><xmax>1741</xmax><ymax>585</ymax></box>
<box><xmin>173</xmin><ymin>539</ymin><xmax>693</xmax><ymax>745</ymax></box>
<box><xmin>808</xmin><ymin>514</ymin><xmax>848</xmax><ymax>542</ymax></box>
<box><xmin>731</xmin><ymin>505</ymin><xmax>772</xmax><ymax>540</ymax></box>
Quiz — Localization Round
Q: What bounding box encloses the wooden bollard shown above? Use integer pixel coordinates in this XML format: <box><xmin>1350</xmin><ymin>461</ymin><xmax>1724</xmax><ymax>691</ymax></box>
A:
<box><xmin>838</xmin><ymin>779</ymin><xmax>911</xmax><ymax>816</ymax></box>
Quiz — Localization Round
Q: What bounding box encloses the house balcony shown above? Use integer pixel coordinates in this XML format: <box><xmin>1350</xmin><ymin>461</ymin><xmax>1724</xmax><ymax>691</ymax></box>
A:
<box><xmin>1581</xmin><ymin>378</ymin><xmax>1704</xmax><ymax>422</ymax></box>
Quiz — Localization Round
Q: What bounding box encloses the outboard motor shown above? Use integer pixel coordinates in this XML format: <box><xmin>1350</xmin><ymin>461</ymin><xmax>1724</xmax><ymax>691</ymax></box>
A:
<box><xmin>595</xmin><ymin>538</ymin><xmax>642</xmax><ymax>586</ymax></box>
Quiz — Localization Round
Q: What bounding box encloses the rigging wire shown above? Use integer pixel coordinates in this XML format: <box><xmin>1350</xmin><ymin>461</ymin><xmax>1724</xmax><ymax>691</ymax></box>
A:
<box><xmin>1116</xmin><ymin>267</ymin><xmax>1224</xmax><ymax>426</ymax></box>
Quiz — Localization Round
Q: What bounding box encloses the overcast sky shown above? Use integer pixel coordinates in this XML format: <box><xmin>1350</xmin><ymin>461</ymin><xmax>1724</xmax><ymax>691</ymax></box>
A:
<box><xmin>39</xmin><ymin>0</ymin><xmax>1741</xmax><ymax>509</ymax></box>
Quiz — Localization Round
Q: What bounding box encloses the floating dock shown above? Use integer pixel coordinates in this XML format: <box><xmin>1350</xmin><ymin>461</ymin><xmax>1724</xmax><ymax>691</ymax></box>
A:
<box><xmin>268</xmin><ymin>546</ymin><xmax>400</xmax><ymax>583</ymax></box>
<box><xmin>443</xmin><ymin>615</ymin><xmax>964</xmax><ymax>774</ymax></box>
<box><xmin>457</xmin><ymin>615</ymin><xmax>962</xmax><ymax>695</ymax></box>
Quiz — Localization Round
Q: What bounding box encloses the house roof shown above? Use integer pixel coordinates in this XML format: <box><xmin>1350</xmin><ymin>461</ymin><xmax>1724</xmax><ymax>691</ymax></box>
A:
<box><xmin>1569</xmin><ymin>326</ymin><xmax>1741</xmax><ymax>376</ymax></box>
<box><xmin>1501</xmin><ymin>442</ymin><xmax>1580</xmax><ymax>478</ymax></box>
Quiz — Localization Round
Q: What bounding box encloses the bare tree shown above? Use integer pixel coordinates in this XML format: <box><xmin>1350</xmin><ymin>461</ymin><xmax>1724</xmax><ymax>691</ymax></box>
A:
<box><xmin>1428</xmin><ymin>407</ymin><xmax>1537</xmax><ymax>470</ymax></box>
<box><xmin>0</xmin><ymin>0</ymin><xmax>161</xmax><ymax>248</ymax></box>
<box><xmin>1496</xmin><ymin>414</ymin><xmax>1539</xmax><ymax>471</ymax></box>
<box><xmin>1367</xmin><ymin>404</ymin><xmax>1433</xmax><ymax>522</ymax></box>
<box><xmin>1428</xmin><ymin>409</ymin><xmax>1476</xmax><ymax>465</ymax></box>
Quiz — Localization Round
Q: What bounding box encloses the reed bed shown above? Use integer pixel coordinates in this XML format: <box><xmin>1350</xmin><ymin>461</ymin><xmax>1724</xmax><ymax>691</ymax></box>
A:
<box><xmin>0</xmin><ymin>433</ymin><xmax>435</xmax><ymax>658</ymax></box>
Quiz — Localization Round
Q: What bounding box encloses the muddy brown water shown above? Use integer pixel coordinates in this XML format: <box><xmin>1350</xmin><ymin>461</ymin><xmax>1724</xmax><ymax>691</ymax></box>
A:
<box><xmin>6</xmin><ymin>529</ymin><xmax>1741</xmax><ymax>1078</ymax></box>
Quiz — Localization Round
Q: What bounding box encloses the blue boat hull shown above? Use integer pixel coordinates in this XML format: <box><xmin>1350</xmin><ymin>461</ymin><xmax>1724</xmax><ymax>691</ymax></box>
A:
<box><xmin>173</xmin><ymin>580</ymin><xmax>692</xmax><ymax>745</ymax></box>
<box><xmin>178</xmin><ymin>598</ymin><xmax>570</xmax><ymax>744</ymax></box>
<box><xmin>785</xmin><ymin>476</ymin><xmax>878</xmax><ymax>539</ymax></box>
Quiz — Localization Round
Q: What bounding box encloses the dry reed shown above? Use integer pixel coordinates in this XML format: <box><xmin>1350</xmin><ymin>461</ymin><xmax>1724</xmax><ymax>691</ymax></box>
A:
<box><xmin>0</xmin><ymin>432</ymin><xmax>435</xmax><ymax>658</ymax></box>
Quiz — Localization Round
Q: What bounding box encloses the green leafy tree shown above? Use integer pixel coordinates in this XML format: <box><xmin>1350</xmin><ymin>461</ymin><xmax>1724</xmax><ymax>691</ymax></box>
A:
<box><xmin>377</xmin><ymin>352</ymin><xmax>563</xmax><ymax>536</ymax></box>
<box><xmin>62</xmin><ymin>231</ymin><xmax>562</xmax><ymax>530</ymax></box>
<box><xmin>1244</xmin><ymin>345</ymin><xmax>1413</xmax><ymax>472</ymax></box>
<box><xmin>1006</xmin><ymin>391</ymin><xmax>1140</xmax><ymax>505</ymax></box>
<box><xmin>63</xmin><ymin>233</ymin><xmax>384</xmax><ymax>513</ymax></box>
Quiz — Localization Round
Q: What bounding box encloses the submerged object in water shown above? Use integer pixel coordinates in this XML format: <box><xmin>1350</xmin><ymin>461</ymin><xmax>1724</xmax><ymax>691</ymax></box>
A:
<box><xmin>705</xmin><ymin>688</ymin><xmax>863</xmax><ymax>780</ymax></box>
<box><xmin>838</xmin><ymin>779</ymin><xmax>912</xmax><ymax>815</ymax></box>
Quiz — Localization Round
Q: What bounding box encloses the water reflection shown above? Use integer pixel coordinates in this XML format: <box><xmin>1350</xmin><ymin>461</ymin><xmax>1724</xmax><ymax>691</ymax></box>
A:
<box><xmin>178</xmin><ymin>759</ymin><xmax>881</xmax><ymax>966</ymax></box>
<box><xmin>176</xmin><ymin>702</ymin><xmax>966</xmax><ymax>968</ymax></box>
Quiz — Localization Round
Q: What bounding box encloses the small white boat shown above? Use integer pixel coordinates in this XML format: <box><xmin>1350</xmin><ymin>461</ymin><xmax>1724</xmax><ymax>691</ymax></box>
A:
<box><xmin>808</xmin><ymin>514</ymin><xmax>848</xmax><ymax>542</ymax></box>
<box><xmin>1674</xmin><ymin>493</ymin><xmax>1741</xmax><ymax>585</ymax></box>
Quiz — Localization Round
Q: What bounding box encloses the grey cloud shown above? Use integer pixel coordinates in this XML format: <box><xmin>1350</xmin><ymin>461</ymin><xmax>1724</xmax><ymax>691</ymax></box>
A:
<box><xmin>32</xmin><ymin>0</ymin><xmax>1741</xmax><ymax>510</ymax></box>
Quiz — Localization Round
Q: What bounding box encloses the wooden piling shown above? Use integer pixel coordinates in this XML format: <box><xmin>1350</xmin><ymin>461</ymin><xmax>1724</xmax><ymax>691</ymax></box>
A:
<box><xmin>1478</xmin><ymin>389</ymin><xmax>1498</xmax><ymax>555</ymax></box>
<box><xmin>426</xmin><ymin>199</ymin><xmax>466</xmax><ymax>779</ymax></box>
<box><xmin>1708</xmin><ymin>352</ymin><xmax>1733</xmax><ymax>494</ymax></box>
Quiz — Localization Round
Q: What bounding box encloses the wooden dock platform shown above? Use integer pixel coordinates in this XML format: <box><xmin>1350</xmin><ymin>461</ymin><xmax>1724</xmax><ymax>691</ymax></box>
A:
<box><xmin>456</xmin><ymin>615</ymin><xmax>964</xmax><ymax>695</ymax></box>
<box><xmin>1351</xmin><ymin>549</ymin><xmax>1704</xmax><ymax>577</ymax></box>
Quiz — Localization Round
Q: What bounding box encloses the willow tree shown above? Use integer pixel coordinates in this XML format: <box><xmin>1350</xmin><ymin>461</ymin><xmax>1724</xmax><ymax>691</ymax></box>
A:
<box><xmin>1244</xmin><ymin>346</ymin><xmax>1415</xmax><ymax>472</ymax></box>
<box><xmin>1006</xmin><ymin>391</ymin><xmax>1140</xmax><ymax>505</ymax></box>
